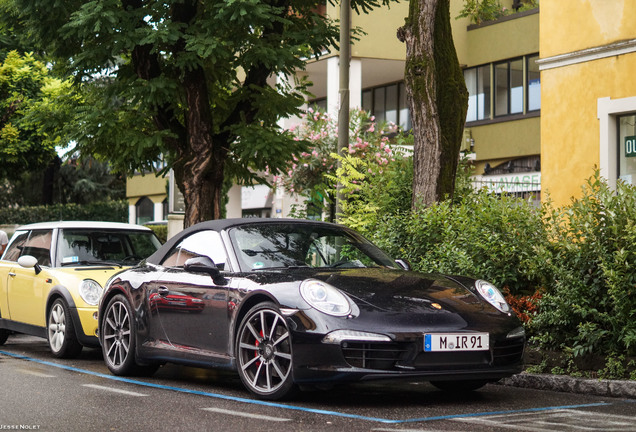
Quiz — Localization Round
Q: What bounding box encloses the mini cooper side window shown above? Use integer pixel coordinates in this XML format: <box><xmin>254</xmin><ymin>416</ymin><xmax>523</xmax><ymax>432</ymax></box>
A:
<box><xmin>3</xmin><ymin>231</ymin><xmax>29</xmax><ymax>262</ymax></box>
<box><xmin>5</xmin><ymin>230</ymin><xmax>53</xmax><ymax>266</ymax></box>
<box><xmin>162</xmin><ymin>230</ymin><xmax>227</xmax><ymax>270</ymax></box>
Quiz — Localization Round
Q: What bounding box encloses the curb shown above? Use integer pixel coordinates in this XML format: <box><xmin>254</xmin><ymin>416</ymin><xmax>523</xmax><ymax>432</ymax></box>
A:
<box><xmin>500</xmin><ymin>372</ymin><xmax>636</xmax><ymax>398</ymax></box>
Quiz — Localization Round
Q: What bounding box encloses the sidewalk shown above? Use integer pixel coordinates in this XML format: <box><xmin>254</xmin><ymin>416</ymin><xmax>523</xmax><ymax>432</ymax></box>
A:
<box><xmin>500</xmin><ymin>372</ymin><xmax>636</xmax><ymax>398</ymax></box>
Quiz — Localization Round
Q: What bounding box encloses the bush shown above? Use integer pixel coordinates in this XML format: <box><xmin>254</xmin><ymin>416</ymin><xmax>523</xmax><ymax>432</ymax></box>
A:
<box><xmin>0</xmin><ymin>200</ymin><xmax>128</xmax><ymax>225</ymax></box>
<box><xmin>364</xmin><ymin>190</ymin><xmax>549</xmax><ymax>297</ymax></box>
<box><xmin>531</xmin><ymin>173</ymin><xmax>636</xmax><ymax>358</ymax></box>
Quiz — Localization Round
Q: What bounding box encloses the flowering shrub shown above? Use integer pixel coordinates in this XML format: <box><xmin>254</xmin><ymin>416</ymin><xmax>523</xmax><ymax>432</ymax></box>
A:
<box><xmin>278</xmin><ymin>108</ymin><xmax>401</xmax><ymax>216</ymax></box>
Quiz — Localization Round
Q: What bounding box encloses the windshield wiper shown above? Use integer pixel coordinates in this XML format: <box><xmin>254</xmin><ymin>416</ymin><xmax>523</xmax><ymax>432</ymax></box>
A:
<box><xmin>62</xmin><ymin>260</ymin><xmax>123</xmax><ymax>268</ymax></box>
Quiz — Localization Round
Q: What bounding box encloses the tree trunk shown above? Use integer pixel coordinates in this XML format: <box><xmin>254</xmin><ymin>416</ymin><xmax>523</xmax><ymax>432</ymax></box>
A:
<box><xmin>398</xmin><ymin>0</ymin><xmax>468</xmax><ymax>209</ymax></box>
<box><xmin>179</xmin><ymin>66</ymin><xmax>227</xmax><ymax>227</ymax></box>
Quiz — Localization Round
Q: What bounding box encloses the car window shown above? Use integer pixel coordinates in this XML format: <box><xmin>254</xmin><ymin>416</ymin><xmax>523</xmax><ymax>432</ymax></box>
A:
<box><xmin>4</xmin><ymin>230</ymin><xmax>53</xmax><ymax>266</ymax></box>
<box><xmin>3</xmin><ymin>231</ymin><xmax>29</xmax><ymax>262</ymax></box>
<box><xmin>57</xmin><ymin>229</ymin><xmax>162</xmax><ymax>266</ymax></box>
<box><xmin>161</xmin><ymin>230</ymin><xmax>227</xmax><ymax>270</ymax></box>
<box><xmin>229</xmin><ymin>224</ymin><xmax>399</xmax><ymax>271</ymax></box>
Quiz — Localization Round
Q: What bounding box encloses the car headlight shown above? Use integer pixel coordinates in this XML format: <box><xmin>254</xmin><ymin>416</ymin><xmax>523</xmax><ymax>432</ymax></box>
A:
<box><xmin>300</xmin><ymin>279</ymin><xmax>351</xmax><ymax>317</ymax></box>
<box><xmin>475</xmin><ymin>280</ymin><xmax>510</xmax><ymax>313</ymax></box>
<box><xmin>79</xmin><ymin>279</ymin><xmax>103</xmax><ymax>306</ymax></box>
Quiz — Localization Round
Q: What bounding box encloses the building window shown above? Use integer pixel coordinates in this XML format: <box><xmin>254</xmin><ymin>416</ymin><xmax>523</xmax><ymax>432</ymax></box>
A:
<box><xmin>464</xmin><ymin>65</ymin><xmax>491</xmax><ymax>122</ymax></box>
<box><xmin>362</xmin><ymin>81</ymin><xmax>411</xmax><ymax>130</ymax></box>
<box><xmin>465</xmin><ymin>53</ymin><xmax>539</xmax><ymax>123</ymax></box>
<box><xmin>135</xmin><ymin>197</ymin><xmax>154</xmax><ymax>225</ymax></box>
<box><xmin>618</xmin><ymin>114</ymin><xmax>636</xmax><ymax>185</ymax></box>
<box><xmin>495</xmin><ymin>58</ymin><xmax>523</xmax><ymax>116</ymax></box>
<box><xmin>527</xmin><ymin>54</ymin><xmax>540</xmax><ymax>112</ymax></box>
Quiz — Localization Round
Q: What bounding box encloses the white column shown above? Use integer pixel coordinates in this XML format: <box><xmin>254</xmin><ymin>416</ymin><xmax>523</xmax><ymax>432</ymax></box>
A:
<box><xmin>349</xmin><ymin>58</ymin><xmax>362</xmax><ymax>109</ymax></box>
<box><xmin>153</xmin><ymin>202</ymin><xmax>163</xmax><ymax>221</ymax></box>
<box><xmin>327</xmin><ymin>56</ymin><xmax>362</xmax><ymax>117</ymax></box>
<box><xmin>128</xmin><ymin>205</ymin><xmax>136</xmax><ymax>225</ymax></box>
<box><xmin>327</xmin><ymin>56</ymin><xmax>340</xmax><ymax>117</ymax></box>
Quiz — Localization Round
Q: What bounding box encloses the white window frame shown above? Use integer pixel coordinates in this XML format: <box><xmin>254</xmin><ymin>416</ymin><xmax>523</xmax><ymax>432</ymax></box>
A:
<box><xmin>597</xmin><ymin>96</ymin><xmax>636</xmax><ymax>190</ymax></box>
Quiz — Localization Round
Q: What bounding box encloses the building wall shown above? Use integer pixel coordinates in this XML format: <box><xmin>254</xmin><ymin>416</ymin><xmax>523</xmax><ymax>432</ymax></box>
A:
<box><xmin>126</xmin><ymin>173</ymin><xmax>167</xmax><ymax>206</ymax></box>
<box><xmin>540</xmin><ymin>0</ymin><xmax>636</xmax><ymax>206</ymax></box>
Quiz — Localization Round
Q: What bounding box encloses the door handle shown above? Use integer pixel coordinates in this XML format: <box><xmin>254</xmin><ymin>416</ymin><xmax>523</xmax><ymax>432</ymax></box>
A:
<box><xmin>158</xmin><ymin>286</ymin><xmax>169</xmax><ymax>296</ymax></box>
<box><xmin>8</xmin><ymin>272</ymin><xmax>16</xmax><ymax>277</ymax></box>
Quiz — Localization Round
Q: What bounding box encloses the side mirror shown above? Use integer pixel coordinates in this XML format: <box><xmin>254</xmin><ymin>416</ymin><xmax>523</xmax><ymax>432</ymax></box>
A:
<box><xmin>395</xmin><ymin>259</ymin><xmax>411</xmax><ymax>271</ymax></box>
<box><xmin>18</xmin><ymin>255</ymin><xmax>43</xmax><ymax>275</ymax></box>
<box><xmin>184</xmin><ymin>256</ymin><xmax>220</xmax><ymax>277</ymax></box>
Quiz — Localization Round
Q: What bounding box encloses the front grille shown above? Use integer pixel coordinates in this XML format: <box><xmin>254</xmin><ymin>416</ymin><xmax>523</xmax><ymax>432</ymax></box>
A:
<box><xmin>341</xmin><ymin>342</ymin><xmax>415</xmax><ymax>370</ymax></box>
<box><xmin>493</xmin><ymin>337</ymin><xmax>525</xmax><ymax>366</ymax></box>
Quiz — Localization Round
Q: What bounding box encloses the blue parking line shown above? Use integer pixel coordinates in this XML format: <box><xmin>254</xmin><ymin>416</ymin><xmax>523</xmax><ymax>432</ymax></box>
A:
<box><xmin>0</xmin><ymin>349</ymin><xmax>617</xmax><ymax>424</ymax></box>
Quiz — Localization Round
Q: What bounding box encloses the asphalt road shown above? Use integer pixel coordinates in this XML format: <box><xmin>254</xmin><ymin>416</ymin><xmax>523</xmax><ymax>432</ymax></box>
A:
<box><xmin>1</xmin><ymin>334</ymin><xmax>635</xmax><ymax>432</ymax></box>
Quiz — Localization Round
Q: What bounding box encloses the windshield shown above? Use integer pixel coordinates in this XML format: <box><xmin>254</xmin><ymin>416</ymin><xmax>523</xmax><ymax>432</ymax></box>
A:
<box><xmin>57</xmin><ymin>229</ymin><xmax>162</xmax><ymax>266</ymax></box>
<box><xmin>229</xmin><ymin>224</ymin><xmax>399</xmax><ymax>271</ymax></box>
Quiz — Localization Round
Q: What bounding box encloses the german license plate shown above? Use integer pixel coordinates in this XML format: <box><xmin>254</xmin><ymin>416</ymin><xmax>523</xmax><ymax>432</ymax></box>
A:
<box><xmin>424</xmin><ymin>333</ymin><xmax>489</xmax><ymax>352</ymax></box>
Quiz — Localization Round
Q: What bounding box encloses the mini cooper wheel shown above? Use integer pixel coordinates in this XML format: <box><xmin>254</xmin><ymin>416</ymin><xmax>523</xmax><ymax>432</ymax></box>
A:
<box><xmin>102</xmin><ymin>294</ymin><xmax>143</xmax><ymax>376</ymax></box>
<box><xmin>0</xmin><ymin>329</ymin><xmax>9</xmax><ymax>345</ymax></box>
<box><xmin>47</xmin><ymin>298</ymin><xmax>83</xmax><ymax>358</ymax></box>
<box><xmin>236</xmin><ymin>302</ymin><xmax>295</xmax><ymax>400</ymax></box>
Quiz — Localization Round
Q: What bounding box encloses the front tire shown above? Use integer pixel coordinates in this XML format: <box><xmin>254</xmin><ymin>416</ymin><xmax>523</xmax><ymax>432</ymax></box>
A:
<box><xmin>48</xmin><ymin>298</ymin><xmax>83</xmax><ymax>358</ymax></box>
<box><xmin>101</xmin><ymin>294</ymin><xmax>152</xmax><ymax>376</ymax></box>
<box><xmin>236</xmin><ymin>302</ymin><xmax>295</xmax><ymax>400</ymax></box>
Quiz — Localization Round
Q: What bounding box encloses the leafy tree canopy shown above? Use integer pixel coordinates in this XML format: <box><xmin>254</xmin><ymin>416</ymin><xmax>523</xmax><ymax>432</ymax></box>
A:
<box><xmin>0</xmin><ymin>0</ymin><xmax>395</xmax><ymax>224</ymax></box>
<box><xmin>0</xmin><ymin>50</ymin><xmax>70</xmax><ymax>181</ymax></box>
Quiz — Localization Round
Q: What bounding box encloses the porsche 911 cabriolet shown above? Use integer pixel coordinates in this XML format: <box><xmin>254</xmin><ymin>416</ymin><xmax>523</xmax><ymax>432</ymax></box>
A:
<box><xmin>98</xmin><ymin>218</ymin><xmax>525</xmax><ymax>400</ymax></box>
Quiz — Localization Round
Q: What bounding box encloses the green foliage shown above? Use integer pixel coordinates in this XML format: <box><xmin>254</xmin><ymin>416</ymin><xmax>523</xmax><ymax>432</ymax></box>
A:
<box><xmin>456</xmin><ymin>0</ymin><xmax>538</xmax><ymax>24</ymax></box>
<box><xmin>0</xmin><ymin>200</ymin><xmax>127</xmax><ymax>225</ymax></box>
<box><xmin>364</xmin><ymin>189</ymin><xmax>550</xmax><ymax>297</ymax></box>
<box><xmin>279</xmin><ymin>108</ymin><xmax>408</xmax><ymax>220</ymax></box>
<box><xmin>530</xmin><ymin>173</ymin><xmax>636</xmax><ymax>357</ymax></box>
<box><xmin>456</xmin><ymin>0</ymin><xmax>506</xmax><ymax>24</ymax></box>
<box><xmin>0</xmin><ymin>0</ymin><xmax>397</xmax><ymax>222</ymax></box>
<box><xmin>0</xmin><ymin>51</ymin><xmax>66</xmax><ymax>181</ymax></box>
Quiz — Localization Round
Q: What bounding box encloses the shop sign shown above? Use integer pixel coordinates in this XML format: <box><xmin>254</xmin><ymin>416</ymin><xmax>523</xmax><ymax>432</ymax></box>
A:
<box><xmin>625</xmin><ymin>136</ymin><xmax>636</xmax><ymax>157</ymax></box>
<box><xmin>475</xmin><ymin>172</ymin><xmax>541</xmax><ymax>194</ymax></box>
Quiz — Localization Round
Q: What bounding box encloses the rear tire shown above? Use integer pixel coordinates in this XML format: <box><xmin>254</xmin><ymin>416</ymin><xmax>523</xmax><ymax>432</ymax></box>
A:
<box><xmin>48</xmin><ymin>298</ymin><xmax>83</xmax><ymax>358</ymax></box>
<box><xmin>430</xmin><ymin>379</ymin><xmax>489</xmax><ymax>392</ymax></box>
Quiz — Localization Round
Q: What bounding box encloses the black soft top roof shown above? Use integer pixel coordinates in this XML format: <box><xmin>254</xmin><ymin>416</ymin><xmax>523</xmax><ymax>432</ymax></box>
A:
<box><xmin>145</xmin><ymin>218</ymin><xmax>340</xmax><ymax>265</ymax></box>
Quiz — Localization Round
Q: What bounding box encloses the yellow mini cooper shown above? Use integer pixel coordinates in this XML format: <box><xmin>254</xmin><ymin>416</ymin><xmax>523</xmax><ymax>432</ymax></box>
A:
<box><xmin>0</xmin><ymin>221</ymin><xmax>161</xmax><ymax>358</ymax></box>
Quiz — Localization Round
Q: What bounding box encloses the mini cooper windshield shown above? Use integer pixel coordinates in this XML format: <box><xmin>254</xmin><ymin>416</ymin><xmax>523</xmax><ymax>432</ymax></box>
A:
<box><xmin>228</xmin><ymin>224</ymin><xmax>400</xmax><ymax>271</ymax></box>
<box><xmin>56</xmin><ymin>229</ymin><xmax>162</xmax><ymax>267</ymax></box>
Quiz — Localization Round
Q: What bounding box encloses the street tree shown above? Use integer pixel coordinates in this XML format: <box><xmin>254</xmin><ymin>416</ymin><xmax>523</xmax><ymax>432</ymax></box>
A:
<box><xmin>398</xmin><ymin>0</ymin><xmax>468</xmax><ymax>208</ymax></box>
<box><xmin>0</xmin><ymin>51</ymin><xmax>69</xmax><ymax>187</ymax></box>
<box><xmin>1</xmin><ymin>0</ymin><xmax>393</xmax><ymax>226</ymax></box>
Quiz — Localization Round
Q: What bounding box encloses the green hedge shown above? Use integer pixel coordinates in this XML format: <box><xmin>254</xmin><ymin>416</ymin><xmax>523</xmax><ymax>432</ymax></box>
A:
<box><xmin>0</xmin><ymin>200</ymin><xmax>128</xmax><ymax>225</ymax></box>
<box><xmin>340</xmin><ymin>166</ymin><xmax>636</xmax><ymax>371</ymax></box>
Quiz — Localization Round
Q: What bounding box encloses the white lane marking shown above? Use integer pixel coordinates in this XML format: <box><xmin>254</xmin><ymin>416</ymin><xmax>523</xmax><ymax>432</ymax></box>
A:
<box><xmin>201</xmin><ymin>407</ymin><xmax>291</xmax><ymax>422</ymax></box>
<box><xmin>18</xmin><ymin>368</ymin><xmax>56</xmax><ymax>378</ymax></box>
<box><xmin>453</xmin><ymin>409</ymin><xmax>636</xmax><ymax>431</ymax></box>
<box><xmin>82</xmin><ymin>384</ymin><xmax>148</xmax><ymax>397</ymax></box>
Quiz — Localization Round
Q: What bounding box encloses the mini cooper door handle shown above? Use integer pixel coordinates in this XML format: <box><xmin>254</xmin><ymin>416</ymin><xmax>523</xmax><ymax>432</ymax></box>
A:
<box><xmin>158</xmin><ymin>286</ymin><xmax>169</xmax><ymax>295</ymax></box>
<box><xmin>8</xmin><ymin>272</ymin><xmax>16</xmax><ymax>277</ymax></box>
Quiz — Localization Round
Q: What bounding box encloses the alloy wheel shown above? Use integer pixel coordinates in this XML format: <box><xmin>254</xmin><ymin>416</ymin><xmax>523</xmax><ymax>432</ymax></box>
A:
<box><xmin>237</xmin><ymin>305</ymin><xmax>293</xmax><ymax>398</ymax></box>
<box><xmin>102</xmin><ymin>299</ymin><xmax>132</xmax><ymax>369</ymax></box>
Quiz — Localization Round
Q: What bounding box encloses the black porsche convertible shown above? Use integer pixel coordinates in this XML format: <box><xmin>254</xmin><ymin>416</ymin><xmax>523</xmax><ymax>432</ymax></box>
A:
<box><xmin>98</xmin><ymin>218</ymin><xmax>525</xmax><ymax>400</ymax></box>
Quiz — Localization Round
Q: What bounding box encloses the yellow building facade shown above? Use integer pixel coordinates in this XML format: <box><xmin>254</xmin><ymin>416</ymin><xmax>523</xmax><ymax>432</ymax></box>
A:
<box><xmin>540</xmin><ymin>1</ymin><xmax>636</xmax><ymax>206</ymax></box>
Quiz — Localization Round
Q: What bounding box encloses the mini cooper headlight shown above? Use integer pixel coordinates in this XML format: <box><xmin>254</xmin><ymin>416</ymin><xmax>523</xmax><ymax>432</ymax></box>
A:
<box><xmin>300</xmin><ymin>279</ymin><xmax>351</xmax><ymax>317</ymax></box>
<box><xmin>79</xmin><ymin>279</ymin><xmax>103</xmax><ymax>306</ymax></box>
<box><xmin>475</xmin><ymin>280</ymin><xmax>510</xmax><ymax>313</ymax></box>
